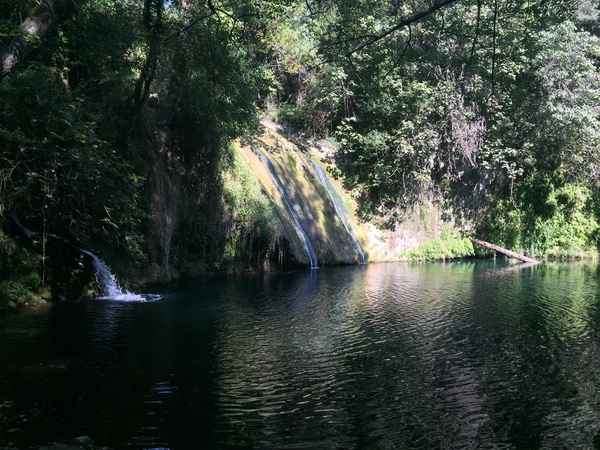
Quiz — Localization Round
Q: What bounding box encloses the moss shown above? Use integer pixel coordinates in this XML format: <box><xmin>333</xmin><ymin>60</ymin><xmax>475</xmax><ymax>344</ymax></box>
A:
<box><xmin>236</xmin><ymin>126</ymin><xmax>368</xmax><ymax>266</ymax></box>
<box><xmin>217</xmin><ymin>145</ymin><xmax>281</xmax><ymax>273</ymax></box>
<box><xmin>286</xmin><ymin>153</ymin><xmax>298</xmax><ymax>174</ymax></box>
<box><xmin>401</xmin><ymin>233</ymin><xmax>475</xmax><ymax>261</ymax></box>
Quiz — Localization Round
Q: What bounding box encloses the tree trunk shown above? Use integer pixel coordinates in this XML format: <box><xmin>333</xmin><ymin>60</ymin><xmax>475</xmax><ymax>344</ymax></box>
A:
<box><xmin>470</xmin><ymin>237</ymin><xmax>540</xmax><ymax>264</ymax></box>
<box><xmin>0</xmin><ymin>0</ymin><xmax>77</xmax><ymax>80</ymax></box>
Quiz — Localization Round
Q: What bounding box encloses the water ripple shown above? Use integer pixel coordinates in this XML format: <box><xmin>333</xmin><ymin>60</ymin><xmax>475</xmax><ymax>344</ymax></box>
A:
<box><xmin>4</xmin><ymin>262</ymin><xmax>600</xmax><ymax>448</ymax></box>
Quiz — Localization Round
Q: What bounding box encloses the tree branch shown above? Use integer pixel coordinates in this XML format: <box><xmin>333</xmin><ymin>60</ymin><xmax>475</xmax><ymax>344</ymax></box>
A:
<box><xmin>469</xmin><ymin>0</ymin><xmax>482</xmax><ymax>67</ymax></box>
<box><xmin>321</xmin><ymin>33</ymin><xmax>381</xmax><ymax>52</ymax></box>
<box><xmin>383</xmin><ymin>25</ymin><xmax>413</xmax><ymax>78</ymax></box>
<box><xmin>491</xmin><ymin>0</ymin><xmax>498</xmax><ymax>98</ymax></box>
<box><xmin>342</xmin><ymin>0</ymin><xmax>462</xmax><ymax>58</ymax></box>
<box><xmin>0</xmin><ymin>0</ymin><xmax>77</xmax><ymax>80</ymax></box>
<box><xmin>163</xmin><ymin>0</ymin><xmax>238</xmax><ymax>43</ymax></box>
<box><xmin>163</xmin><ymin>11</ymin><xmax>217</xmax><ymax>42</ymax></box>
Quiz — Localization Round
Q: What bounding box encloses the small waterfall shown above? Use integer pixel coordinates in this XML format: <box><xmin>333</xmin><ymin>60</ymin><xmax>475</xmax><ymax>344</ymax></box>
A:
<box><xmin>81</xmin><ymin>250</ymin><xmax>144</xmax><ymax>301</ymax></box>
<box><xmin>10</xmin><ymin>213</ymin><xmax>154</xmax><ymax>301</ymax></box>
<box><xmin>308</xmin><ymin>156</ymin><xmax>366</xmax><ymax>264</ymax></box>
<box><xmin>249</xmin><ymin>141</ymin><xmax>318</xmax><ymax>268</ymax></box>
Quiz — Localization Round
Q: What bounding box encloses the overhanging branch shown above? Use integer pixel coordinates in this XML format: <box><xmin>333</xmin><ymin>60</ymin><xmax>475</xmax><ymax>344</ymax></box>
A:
<box><xmin>341</xmin><ymin>0</ymin><xmax>462</xmax><ymax>58</ymax></box>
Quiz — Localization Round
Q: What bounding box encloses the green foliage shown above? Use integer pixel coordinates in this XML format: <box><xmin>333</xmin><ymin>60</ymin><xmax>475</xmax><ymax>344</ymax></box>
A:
<box><xmin>480</xmin><ymin>21</ymin><xmax>600</xmax><ymax>194</ymax></box>
<box><xmin>0</xmin><ymin>232</ymin><xmax>41</xmax><ymax>310</ymax></box>
<box><xmin>172</xmin><ymin>145</ymin><xmax>279</xmax><ymax>275</ymax></box>
<box><xmin>290</xmin><ymin>0</ymin><xmax>600</xmax><ymax>257</ymax></box>
<box><xmin>477</xmin><ymin>183</ymin><xmax>600</xmax><ymax>258</ymax></box>
<box><xmin>276</xmin><ymin>65</ymin><xmax>350</xmax><ymax>136</ymax></box>
<box><xmin>0</xmin><ymin>64</ymin><xmax>147</xmax><ymax>269</ymax></box>
<box><xmin>219</xmin><ymin>147</ymin><xmax>278</xmax><ymax>272</ymax></box>
<box><xmin>0</xmin><ymin>0</ymin><xmax>36</xmax><ymax>44</ymax></box>
<box><xmin>0</xmin><ymin>0</ymin><xmax>292</xmax><ymax>286</ymax></box>
<box><xmin>402</xmin><ymin>232</ymin><xmax>474</xmax><ymax>261</ymax></box>
<box><xmin>257</xmin><ymin>2</ymin><xmax>351</xmax><ymax>136</ymax></box>
<box><xmin>334</xmin><ymin>76</ymin><xmax>447</xmax><ymax>222</ymax></box>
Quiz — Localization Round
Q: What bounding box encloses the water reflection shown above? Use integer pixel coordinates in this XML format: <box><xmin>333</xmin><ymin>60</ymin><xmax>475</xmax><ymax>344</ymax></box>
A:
<box><xmin>210</xmin><ymin>262</ymin><xmax>600</xmax><ymax>449</ymax></box>
<box><xmin>212</xmin><ymin>268</ymin><xmax>365</xmax><ymax>448</ymax></box>
<box><xmin>3</xmin><ymin>262</ymin><xmax>600</xmax><ymax>448</ymax></box>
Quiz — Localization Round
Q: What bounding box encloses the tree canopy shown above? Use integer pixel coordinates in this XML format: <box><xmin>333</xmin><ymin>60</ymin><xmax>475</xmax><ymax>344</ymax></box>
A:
<box><xmin>274</xmin><ymin>0</ymin><xmax>600</xmax><ymax>254</ymax></box>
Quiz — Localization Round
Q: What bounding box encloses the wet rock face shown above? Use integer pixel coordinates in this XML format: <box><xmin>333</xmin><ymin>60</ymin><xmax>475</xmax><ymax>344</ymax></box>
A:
<box><xmin>240</xmin><ymin>124</ymin><xmax>367</xmax><ymax>267</ymax></box>
<box><xmin>239</xmin><ymin>121</ymin><xmax>457</xmax><ymax>266</ymax></box>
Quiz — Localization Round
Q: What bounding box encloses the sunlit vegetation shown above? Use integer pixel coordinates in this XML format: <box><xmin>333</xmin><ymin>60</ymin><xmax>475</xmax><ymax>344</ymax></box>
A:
<box><xmin>401</xmin><ymin>231</ymin><xmax>474</xmax><ymax>261</ymax></box>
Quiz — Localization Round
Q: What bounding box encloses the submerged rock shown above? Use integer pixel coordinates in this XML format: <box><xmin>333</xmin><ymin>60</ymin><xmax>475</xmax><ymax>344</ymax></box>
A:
<box><xmin>67</xmin><ymin>436</ymin><xmax>94</xmax><ymax>448</ymax></box>
<box><xmin>38</xmin><ymin>435</ymin><xmax>94</xmax><ymax>450</ymax></box>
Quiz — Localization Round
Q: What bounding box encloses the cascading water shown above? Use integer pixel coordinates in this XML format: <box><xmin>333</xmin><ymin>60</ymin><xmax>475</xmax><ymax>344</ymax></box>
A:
<box><xmin>249</xmin><ymin>140</ymin><xmax>318</xmax><ymax>268</ymax></box>
<box><xmin>10</xmin><ymin>214</ymin><xmax>154</xmax><ymax>301</ymax></box>
<box><xmin>308</xmin><ymin>156</ymin><xmax>366</xmax><ymax>264</ymax></box>
<box><xmin>81</xmin><ymin>250</ymin><xmax>144</xmax><ymax>301</ymax></box>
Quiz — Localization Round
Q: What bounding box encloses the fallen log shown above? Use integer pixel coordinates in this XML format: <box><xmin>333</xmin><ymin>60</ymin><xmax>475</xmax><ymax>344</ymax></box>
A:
<box><xmin>469</xmin><ymin>237</ymin><xmax>540</xmax><ymax>264</ymax></box>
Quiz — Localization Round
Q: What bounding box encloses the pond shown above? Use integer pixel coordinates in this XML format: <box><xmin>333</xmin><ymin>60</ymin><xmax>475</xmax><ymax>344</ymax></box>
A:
<box><xmin>2</xmin><ymin>260</ymin><xmax>600</xmax><ymax>449</ymax></box>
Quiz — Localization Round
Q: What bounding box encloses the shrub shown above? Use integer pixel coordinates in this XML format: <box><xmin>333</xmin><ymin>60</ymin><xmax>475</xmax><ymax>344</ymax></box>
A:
<box><xmin>402</xmin><ymin>233</ymin><xmax>474</xmax><ymax>261</ymax></box>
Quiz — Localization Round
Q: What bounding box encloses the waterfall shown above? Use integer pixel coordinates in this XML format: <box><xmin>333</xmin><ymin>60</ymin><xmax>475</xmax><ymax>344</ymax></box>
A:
<box><xmin>81</xmin><ymin>250</ymin><xmax>145</xmax><ymax>301</ymax></box>
<box><xmin>249</xmin><ymin>141</ymin><xmax>318</xmax><ymax>268</ymax></box>
<box><xmin>308</xmin><ymin>156</ymin><xmax>366</xmax><ymax>264</ymax></box>
<box><xmin>10</xmin><ymin>213</ymin><xmax>155</xmax><ymax>301</ymax></box>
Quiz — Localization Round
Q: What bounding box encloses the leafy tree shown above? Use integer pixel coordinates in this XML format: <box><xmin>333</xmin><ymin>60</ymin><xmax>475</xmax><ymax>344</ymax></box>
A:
<box><xmin>294</xmin><ymin>0</ymin><xmax>600</xmax><ymax>258</ymax></box>
<box><xmin>0</xmin><ymin>0</ymin><xmax>78</xmax><ymax>79</ymax></box>
<box><xmin>0</xmin><ymin>0</ymin><xmax>293</xmax><ymax>292</ymax></box>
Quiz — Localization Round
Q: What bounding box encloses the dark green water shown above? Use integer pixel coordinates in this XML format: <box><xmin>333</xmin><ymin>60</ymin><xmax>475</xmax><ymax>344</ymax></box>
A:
<box><xmin>2</xmin><ymin>261</ymin><xmax>600</xmax><ymax>449</ymax></box>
